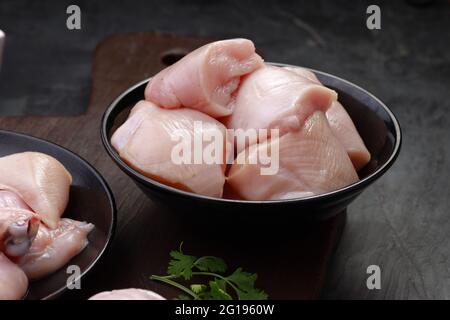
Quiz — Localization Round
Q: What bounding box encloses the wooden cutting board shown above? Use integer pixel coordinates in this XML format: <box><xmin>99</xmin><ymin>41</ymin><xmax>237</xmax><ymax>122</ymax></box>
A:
<box><xmin>0</xmin><ymin>32</ymin><xmax>346</xmax><ymax>300</ymax></box>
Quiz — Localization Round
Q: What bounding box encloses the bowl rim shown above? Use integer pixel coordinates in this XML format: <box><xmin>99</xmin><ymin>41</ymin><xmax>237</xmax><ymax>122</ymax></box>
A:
<box><xmin>0</xmin><ymin>129</ymin><xmax>117</xmax><ymax>300</ymax></box>
<box><xmin>101</xmin><ymin>63</ymin><xmax>402</xmax><ymax>204</ymax></box>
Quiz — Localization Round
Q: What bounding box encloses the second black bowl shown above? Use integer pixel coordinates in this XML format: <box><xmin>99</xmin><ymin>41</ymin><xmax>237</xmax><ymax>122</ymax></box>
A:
<box><xmin>0</xmin><ymin>130</ymin><xmax>116</xmax><ymax>299</ymax></box>
<box><xmin>101</xmin><ymin>63</ymin><xmax>401</xmax><ymax>220</ymax></box>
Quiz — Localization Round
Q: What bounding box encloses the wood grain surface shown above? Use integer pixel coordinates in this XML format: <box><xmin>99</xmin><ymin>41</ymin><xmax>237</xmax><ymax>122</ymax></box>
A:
<box><xmin>0</xmin><ymin>32</ymin><xmax>346</xmax><ymax>300</ymax></box>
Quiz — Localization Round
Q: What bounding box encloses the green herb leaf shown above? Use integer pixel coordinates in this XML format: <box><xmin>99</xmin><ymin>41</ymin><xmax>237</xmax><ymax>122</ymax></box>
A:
<box><xmin>194</xmin><ymin>256</ymin><xmax>227</xmax><ymax>273</ymax></box>
<box><xmin>226</xmin><ymin>268</ymin><xmax>268</xmax><ymax>300</ymax></box>
<box><xmin>236</xmin><ymin>287</ymin><xmax>269</xmax><ymax>300</ymax></box>
<box><xmin>177</xmin><ymin>294</ymin><xmax>191</xmax><ymax>300</ymax></box>
<box><xmin>190</xmin><ymin>284</ymin><xmax>207</xmax><ymax>294</ymax></box>
<box><xmin>227</xmin><ymin>267</ymin><xmax>257</xmax><ymax>292</ymax></box>
<box><xmin>167</xmin><ymin>250</ymin><xmax>197</xmax><ymax>280</ymax></box>
<box><xmin>215</xmin><ymin>278</ymin><xmax>227</xmax><ymax>292</ymax></box>
<box><xmin>152</xmin><ymin>243</ymin><xmax>269</xmax><ymax>300</ymax></box>
<box><xmin>209</xmin><ymin>280</ymin><xmax>232</xmax><ymax>300</ymax></box>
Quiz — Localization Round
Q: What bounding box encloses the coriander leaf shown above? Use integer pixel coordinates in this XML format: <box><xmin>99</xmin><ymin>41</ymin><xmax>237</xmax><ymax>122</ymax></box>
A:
<box><xmin>168</xmin><ymin>250</ymin><xmax>197</xmax><ymax>280</ymax></box>
<box><xmin>227</xmin><ymin>268</ymin><xmax>267</xmax><ymax>300</ymax></box>
<box><xmin>197</xmin><ymin>291</ymin><xmax>212</xmax><ymax>300</ymax></box>
<box><xmin>236</xmin><ymin>288</ymin><xmax>268</xmax><ymax>300</ymax></box>
<box><xmin>227</xmin><ymin>267</ymin><xmax>257</xmax><ymax>292</ymax></box>
<box><xmin>194</xmin><ymin>256</ymin><xmax>227</xmax><ymax>273</ymax></box>
<box><xmin>190</xmin><ymin>284</ymin><xmax>207</xmax><ymax>294</ymax></box>
<box><xmin>153</xmin><ymin>243</ymin><xmax>270</xmax><ymax>300</ymax></box>
<box><xmin>215</xmin><ymin>278</ymin><xmax>227</xmax><ymax>292</ymax></box>
<box><xmin>209</xmin><ymin>280</ymin><xmax>232</xmax><ymax>300</ymax></box>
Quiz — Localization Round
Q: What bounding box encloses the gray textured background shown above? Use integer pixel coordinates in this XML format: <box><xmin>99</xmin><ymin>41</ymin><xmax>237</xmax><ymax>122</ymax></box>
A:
<box><xmin>0</xmin><ymin>0</ymin><xmax>449</xmax><ymax>299</ymax></box>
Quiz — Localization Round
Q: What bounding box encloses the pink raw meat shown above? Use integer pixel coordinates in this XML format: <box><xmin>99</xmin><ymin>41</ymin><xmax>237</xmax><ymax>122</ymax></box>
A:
<box><xmin>145</xmin><ymin>38</ymin><xmax>264</xmax><ymax>118</ymax></box>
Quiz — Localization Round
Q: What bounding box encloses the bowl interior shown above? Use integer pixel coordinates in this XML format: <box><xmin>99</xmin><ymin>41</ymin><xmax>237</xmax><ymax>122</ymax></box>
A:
<box><xmin>102</xmin><ymin>64</ymin><xmax>401</xmax><ymax>203</ymax></box>
<box><xmin>0</xmin><ymin>130</ymin><xmax>116</xmax><ymax>300</ymax></box>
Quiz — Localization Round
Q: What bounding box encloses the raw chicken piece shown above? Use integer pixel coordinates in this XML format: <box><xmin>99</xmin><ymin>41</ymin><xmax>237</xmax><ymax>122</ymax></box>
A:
<box><xmin>284</xmin><ymin>66</ymin><xmax>371</xmax><ymax>170</ymax></box>
<box><xmin>0</xmin><ymin>252</ymin><xmax>28</xmax><ymax>300</ymax></box>
<box><xmin>0</xmin><ymin>208</ymin><xmax>40</xmax><ymax>257</ymax></box>
<box><xmin>89</xmin><ymin>288</ymin><xmax>166</xmax><ymax>300</ymax></box>
<box><xmin>111</xmin><ymin>100</ymin><xmax>231</xmax><ymax>197</ymax></box>
<box><xmin>283</xmin><ymin>66</ymin><xmax>321</xmax><ymax>83</ymax></box>
<box><xmin>0</xmin><ymin>190</ymin><xmax>31</xmax><ymax>210</ymax></box>
<box><xmin>227</xmin><ymin>112</ymin><xmax>359</xmax><ymax>200</ymax></box>
<box><xmin>0</xmin><ymin>189</ymin><xmax>40</xmax><ymax>257</ymax></box>
<box><xmin>325</xmin><ymin>101</ymin><xmax>371</xmax><ymax>170</ymax></box>
<box><xmin>0</xmin><ymin>152</ymin><xmax>72</xmax><ymax>229</ymax></box>
<box><xmin>224</xmin><ymin>65</ymin><xmax>337</xmax><ymax>153</ymax></box>
<box><xmin>145</xmin><ymin>38</ymin><xmax>264</xmax><ymax>118</ymax></box>
<box><xmin>18</xmin><ymin>218</ymin><xmax>94</xmax><ymax>280</ymax></box>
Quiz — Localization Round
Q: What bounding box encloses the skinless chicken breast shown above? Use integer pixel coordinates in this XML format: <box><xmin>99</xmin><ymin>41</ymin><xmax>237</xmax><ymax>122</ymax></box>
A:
<box><xmin>227</xmin><ymin>112</ymin><xmax>359</xmax><ymax>200</ymax></box>
<box><xmin>112</xmin><ymin>100</ymin><xmax>231</xmax><ymax>198</ymax></box>
<box><xmin>89</xmin><ymin>288</ymin><xmax>166</xmax><ymax>300</ymax></box>
<box><xmin>145</xmin><ymin>38</ymin><xmax>264</xmax><ymax>118</ymax></box>
<box><xmin>284</xmin><ymin>66</ymin><xmax>371</xmax><ymax>170</ymax></box>
<box><xmin>18</xmin><ymin>218</ymin><xmax>94</xmax><ymax>280</ymax></box>
<box><xmin>0</xmin><ymin>152</ymin><xmax>72</xmax><ymax>229</ymax></box>
<box><xmin>325</xmin><ymin>101</ymin><xmax>371</xmax><ymax>170</ymax></box>
<box><xmin>224</xmin><ymin>65</ymin><xmax>338</xmax><ymax>153</ymax></box>
<box><xmin>0</xmin><ymin>252</ymin><xmax>28</xmax><ymax>300</ymax></box>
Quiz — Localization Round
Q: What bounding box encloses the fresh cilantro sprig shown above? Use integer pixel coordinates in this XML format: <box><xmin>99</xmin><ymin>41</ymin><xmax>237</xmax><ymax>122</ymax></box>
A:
<box><xmin>150</xmin><ymin>243</ymin><xmax>268</xmax><ymax>300</ymax></box>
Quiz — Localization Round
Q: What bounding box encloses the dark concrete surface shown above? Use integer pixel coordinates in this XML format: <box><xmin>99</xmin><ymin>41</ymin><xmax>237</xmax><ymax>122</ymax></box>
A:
<box><xmin>0</xmin><ymin>0</ymin><xmax>449</xmax><ymax>299</ymax></box>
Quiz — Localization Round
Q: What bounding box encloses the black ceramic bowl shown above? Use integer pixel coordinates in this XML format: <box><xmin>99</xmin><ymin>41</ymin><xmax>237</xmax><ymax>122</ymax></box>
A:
<box><xmin>0</xmin><ymin>130</ymin><xmax>116</xmax><ymax>299</ymax></box>
<box><xmin>101</xmin><ymin>63</ymin><xmax>401</xmax><ymax>220</ymax></box>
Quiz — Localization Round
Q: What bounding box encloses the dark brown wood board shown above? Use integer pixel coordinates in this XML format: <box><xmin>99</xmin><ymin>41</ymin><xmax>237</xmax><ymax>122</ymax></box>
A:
<box><xmin>0</xmin><ymin>32</ymin><xmax>346</xmax><ymax>300</ymax></box>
